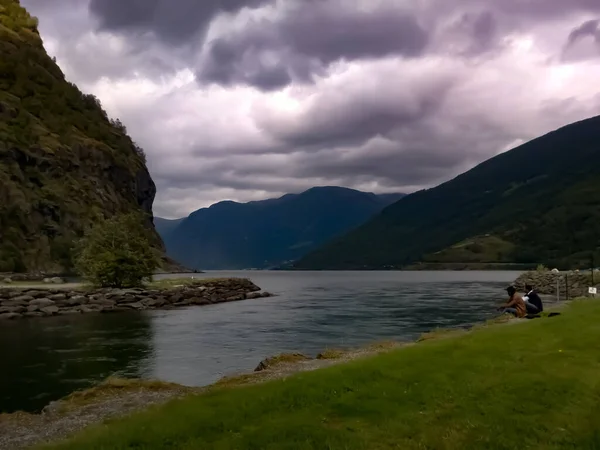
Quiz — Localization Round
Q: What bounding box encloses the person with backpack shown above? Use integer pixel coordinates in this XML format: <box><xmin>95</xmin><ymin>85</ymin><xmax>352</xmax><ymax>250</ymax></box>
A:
<box><xmin>523</xmin><ymin>284</ymin><xmax>543</xmax><ymax>314</ymax></box>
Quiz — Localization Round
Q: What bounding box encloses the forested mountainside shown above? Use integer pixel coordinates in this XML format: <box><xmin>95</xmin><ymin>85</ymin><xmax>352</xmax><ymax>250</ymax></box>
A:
<box><xmin>0</xmin><ymin>0</ymin><xmax>163</xmax><ymax>272</ymax></box>
<box><xmin>160</xmin><ymin>187</ymin><xmax>405</xmax><ymax>270</ymax></box>
<box><xmin>295</xmin><ymin>116</ymin><xmax>600</xmax><ymax>270</ymax></box>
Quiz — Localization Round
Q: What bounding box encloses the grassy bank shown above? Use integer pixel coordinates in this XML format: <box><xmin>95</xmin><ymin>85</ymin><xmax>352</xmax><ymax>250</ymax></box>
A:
<box><xmin>43</xmin><ymin>299</ymin><xmax>600</xmax><ymax>449</ymax></box>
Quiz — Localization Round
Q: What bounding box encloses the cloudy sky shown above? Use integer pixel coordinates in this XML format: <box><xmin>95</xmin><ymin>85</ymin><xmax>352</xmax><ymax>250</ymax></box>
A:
<box><xmin>22</xmin><ymin>0</ymin><xmax>600</xmax><ymax>218</ymax></box>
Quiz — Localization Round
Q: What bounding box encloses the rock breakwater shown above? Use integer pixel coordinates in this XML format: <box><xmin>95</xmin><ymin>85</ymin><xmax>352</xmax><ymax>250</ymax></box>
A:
<box><xmin>514</xmin><ymin>270</ymin><xmax>599</xmax><ymax>298</ymax></box>
<box><xmin>0</xmin><ymin>278</ymin><xmax>272</xmax><ymax>320</ymax></box>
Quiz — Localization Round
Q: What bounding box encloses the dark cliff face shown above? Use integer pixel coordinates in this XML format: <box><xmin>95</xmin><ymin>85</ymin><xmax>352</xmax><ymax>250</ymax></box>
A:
<box><xmin>0</xmin><ymin>0</ymin><xmax>163</xmax><ymax>271</ymax></box>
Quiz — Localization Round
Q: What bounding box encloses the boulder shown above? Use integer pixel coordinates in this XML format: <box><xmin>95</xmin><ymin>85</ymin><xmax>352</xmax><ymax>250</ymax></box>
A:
<box><xmin>41</xmin><ymin>305</ymin><xmax>60</xmax><ymax>316</ymax></box>
<box><xmin>29</xmin><ymin>298</ymin><xmax>56</xmax><ymax>308</ymax></box>
<box><xmin>254</xmin><ymin>353</ymin><xmax>311</xmax><ymax>372</ymax></box>
<box><xmin>0</xmin><ymin>312</ymin><xmax>22</xmax><ymax>320</ymax></box>
<box><xmin>2</xmin><ymin>277</ymin><xmax>12</xmax><ymax>284</ymax></box>
<box><xmin>189</xmin><ymin>297</ymin><xmax>210</xmax><ymax>305</ymax></box>
<box><xmin>48</xmin><ymin>293</ymin><xmax>67</xmax><ymax>302</ymax></box>
<box><xmin>142</xmin><ymin>297</ymin><xmax>166</xmax><ymax>307</ymax></box>
<box><xmin>121</xmin><ymin>302</ymin><xmax>145</xmax><ymax>310</ymax></box>
<box><xmin>0</xmin><ymin>305</ymin><xmax>26</xmax><ymax>314</ymax></box>
<box><xmin>12</xmin><ymin>295</ymin><xmax>35</xmax><ymax>303</ymax></box>
<box><xmin>51</xmin><ymin>277</ymin><xmax>65</xmax><ymax>284</ymax></box>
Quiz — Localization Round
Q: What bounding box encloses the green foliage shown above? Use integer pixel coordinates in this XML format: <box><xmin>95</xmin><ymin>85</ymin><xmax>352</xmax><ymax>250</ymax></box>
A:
<box><xmin>0</xmin><ymin>0</ymin><xmax>159</xmax><ymax>272</ymax></box>
<box><xmin>74</xmin><ymin>214</ymin><xmax>160</xmax><ymax>288</ymax></box>
<box><xmin>44</xmin><ymin>300</ymin><xmax>600</xmax><ymax>449</ymax></box>
<box><xmin>297</xmin><ymin>116</ymin><xmax>600</xmax><ymax>270</ymax></box>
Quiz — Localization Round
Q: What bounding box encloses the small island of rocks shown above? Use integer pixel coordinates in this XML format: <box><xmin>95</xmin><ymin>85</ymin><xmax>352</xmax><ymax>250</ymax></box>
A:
<box><xmin>0</xmin><ymin>278</ymin><xmax>272</xmax><ymax>320</ymax></box>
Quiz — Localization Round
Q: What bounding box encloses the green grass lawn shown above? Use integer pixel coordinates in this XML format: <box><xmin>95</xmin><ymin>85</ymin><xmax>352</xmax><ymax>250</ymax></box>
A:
<box><xmin>43</xmin><ymin>299</ymin><xmax>600</xmax><ymax>450</ymax></box>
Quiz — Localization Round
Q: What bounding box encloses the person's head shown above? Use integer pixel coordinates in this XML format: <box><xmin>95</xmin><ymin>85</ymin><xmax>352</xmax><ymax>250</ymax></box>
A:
<box><xmin>506</xmin><ymin>286</ymin><xmax>516</xmax><ymax>297</ymax></box>
<box><xmin>525</xmin><ymin>284</ymin><xmax>533</xmax><ymax>292</ymax></box>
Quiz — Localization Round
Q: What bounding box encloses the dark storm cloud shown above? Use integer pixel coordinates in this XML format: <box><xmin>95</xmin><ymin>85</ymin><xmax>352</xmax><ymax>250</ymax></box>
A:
<box><xmin>88</xmin><ymin>0</ymin><xmax>274</xmax><ymax>45</ymax></box>
<box><xmin>567</xmin><ymin>20</ymin><xmax>600</xmax><ymax>46</ymax></box>
<box><xmin>198</xmin><ymin>2</ymin><xmax>429</xmax><ymax>90</ymax></box>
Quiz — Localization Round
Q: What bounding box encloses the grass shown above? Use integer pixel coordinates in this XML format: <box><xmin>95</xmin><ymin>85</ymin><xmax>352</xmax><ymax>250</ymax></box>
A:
<box><xmin>41</xmin><ymin>299</ymin><xmax>600</xmax><ymax>449</ymax></box>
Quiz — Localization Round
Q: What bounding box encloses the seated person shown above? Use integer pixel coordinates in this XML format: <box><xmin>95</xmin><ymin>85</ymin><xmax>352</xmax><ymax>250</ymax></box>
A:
<box><xmin>523</xmin><ymin>284</ymin><xmax>543</xmax><ymax>313</ymax></box>
<box><xmin>498</xmin><ymin>286</ymin><xmax>527</xmax><ymax>318</ymax></box>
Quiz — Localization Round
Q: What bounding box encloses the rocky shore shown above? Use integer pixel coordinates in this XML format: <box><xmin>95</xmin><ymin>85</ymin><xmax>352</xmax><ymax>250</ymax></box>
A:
<box><xmin>0</xmin><ymin>278</ymin><xmax>272</xmax><ymax>320</ymax></box>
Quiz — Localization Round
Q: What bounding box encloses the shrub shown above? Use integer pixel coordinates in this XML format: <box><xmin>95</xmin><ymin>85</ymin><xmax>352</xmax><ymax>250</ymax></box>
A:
<box><xmin>74</xmin><ymin>213</ymin><xmax>160</xmax><ymax>288</ymax></box>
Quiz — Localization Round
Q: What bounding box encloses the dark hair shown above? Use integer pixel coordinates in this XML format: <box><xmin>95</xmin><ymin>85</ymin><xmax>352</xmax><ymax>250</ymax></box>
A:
<box><xmin>525</xmin><ymin>284</ymin><xmax>533</xmax><ymax>291</ymax></box>
<box><xmin>506</xmin><ymin>286</ymin><xmax>516</xmax><ymax>295</ymax></box>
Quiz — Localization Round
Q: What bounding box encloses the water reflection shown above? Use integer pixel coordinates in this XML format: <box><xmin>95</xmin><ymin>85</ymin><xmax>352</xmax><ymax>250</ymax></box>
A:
<box><xmin>0</xmin><ymin>312</ymin><xmax>152</xmax><ymax>413</ymax></box>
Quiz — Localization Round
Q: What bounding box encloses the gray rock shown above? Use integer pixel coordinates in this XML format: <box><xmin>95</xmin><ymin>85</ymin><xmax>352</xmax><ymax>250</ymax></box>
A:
<box><xmin>12</xmin><ymin>295</ymin><xmax>35</xmax><ymax>303</ymax></box>
<box><xmin>189</xmin><ymin>297</ymin><xmax>210</xmax><ymax>305</ymax></box>
<box><xmin>121</xmin><ymin>302</ymin><xmax>145</xmax><ymax>310</ymax></box>
<box><xmin>226</xmin><ymin>294</ymin><xmax>245</xmax><ymax>302</ymax></box>
<box><xmin>48</xmin><ymin>293</ymin><xmax>67</xmax><ymax>301</ymax></box>
<box><xmin>2</xmin><ymin>277</ymin><xmax>12</xmax><ymax>284</ymax></box>
<box><xmin>29</xmin><ymin>298</ymin><xmax>56</xmax><ymax>308</ymax></box>
<box><xmin>2</xmin><ymin>299</ymin><xmax>29</xmax><ymax>307</ymax></box>
<box><xmin>246</xmin><ymin>292</ymin><xmax>263</xmax><ymax>299</ymax></box>
<box><xmin>88</xmin><ymin>298</ymin><xmax>115</xmax><ymax>307</ymax></box>
<box><xmin>142</xmin><ymin>297</ymin><xmax>165</xmax><ymax>307</ymax></box>
<box><xmin>51</xmin><ymin>277</ymin><xmax>65</xmax><ymax>284</ymax></box>
<box><xmin>0</xmin><ymin>312</ymin><xmax>22</xmax><ymax>320</ymax></box>
<box><xmin>0</xmin><ymin>305</ymin><xmax>26</xmax><ymax>314</ymax></box>
<box><xmin>43</xmin><ymin>278</ymin><xmax>52</xmax><ymax>284</ymax></box>
<box><xmin>67</xmin><ymin>295</ymin><xmax>88</xmax><ymax>306</ymax></box>
<box><xmin>41</xmin><ymin>305</ymin><xmax>60</xmax><ymax>316</ymax></box>
<box><xmin>24</xmin><ymin>312</ymin><xmax>44</xmax><ymax>318</ymax></box>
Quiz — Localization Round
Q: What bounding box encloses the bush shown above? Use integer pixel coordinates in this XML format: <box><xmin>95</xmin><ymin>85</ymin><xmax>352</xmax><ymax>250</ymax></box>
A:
<box><xmin>74</xmin><ymin>213</ymin><xmax>160</xmax><ymax>288</ymax></box>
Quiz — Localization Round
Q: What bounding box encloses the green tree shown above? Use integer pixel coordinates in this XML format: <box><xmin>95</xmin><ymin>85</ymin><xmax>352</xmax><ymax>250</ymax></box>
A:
<box><xmin>74</xmin><ymin>213</ymin><xmax>160</xmax><ymax>288</ymax></box>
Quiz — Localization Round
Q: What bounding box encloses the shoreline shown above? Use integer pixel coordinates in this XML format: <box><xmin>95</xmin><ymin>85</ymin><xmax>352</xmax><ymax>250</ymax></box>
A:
<box><xmin>0</xmin><ymin>300</ymin><xmax>571</xmax><ymax>450</ymax></box>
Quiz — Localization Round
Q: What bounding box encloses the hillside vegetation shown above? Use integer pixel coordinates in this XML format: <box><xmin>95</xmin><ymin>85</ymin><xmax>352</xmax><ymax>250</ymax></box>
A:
<box><xmin>44</xmin><ymin>300</ymin><xmax>600</xmax><ymax>449</ymax></box>
<box><xmin>296</xmin><ymin>116</ymin><xmax>600</xmax><ymax>269</ymax></box>
<box><xmin>162</xmin><ymin>187</ymin><xmax>404</xmax><ymax>270</ymax></box>
<box><xmin>0</xmin><ymin>0</ymin><xmax>161</xmax><ymax>272</ymax></box>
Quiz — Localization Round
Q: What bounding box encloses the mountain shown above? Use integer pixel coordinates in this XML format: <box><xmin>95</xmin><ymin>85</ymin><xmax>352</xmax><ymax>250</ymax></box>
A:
<box><xmin>154</xmin><ymin>217</ymin><xmax>185</xmax><ymax>237</ymax></box>
<box><xmin>295</xmin><ymin>116</ymin><xmax>600</xmax><ymax>270</ymax></box>
<box><xmin>161</xmin><ymin>187</ymin><xmax>405</xmax><ymax>270</ymax></box>
<box><xmin>0</xmin><ymin>0</ymin><xmax>163</xmax><ymax>272</ymax></box>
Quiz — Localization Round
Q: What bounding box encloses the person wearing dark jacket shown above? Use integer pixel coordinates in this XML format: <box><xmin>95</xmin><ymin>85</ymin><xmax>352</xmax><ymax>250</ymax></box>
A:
<box><xmin>523</xmin><ymin>284</ymin><xmax>543</xmax><ymax>313</ymax></box>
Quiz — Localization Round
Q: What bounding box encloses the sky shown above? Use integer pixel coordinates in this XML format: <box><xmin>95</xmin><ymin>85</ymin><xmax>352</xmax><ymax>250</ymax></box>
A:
<box><xmin>21</xmin><ymin>0</ymin><xmax>600</xmax><ymax>219</ymax></box>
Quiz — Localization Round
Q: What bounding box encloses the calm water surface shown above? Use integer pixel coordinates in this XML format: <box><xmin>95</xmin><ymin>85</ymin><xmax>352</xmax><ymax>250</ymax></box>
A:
<box><xmin>0</xmin><ymin>271</ymin><xmax>521</xmax><ymax>413</ymax></box>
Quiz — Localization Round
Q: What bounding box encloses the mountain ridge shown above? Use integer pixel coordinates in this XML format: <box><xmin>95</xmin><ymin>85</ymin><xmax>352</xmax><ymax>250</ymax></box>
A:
<box><xmin>159</xmin><ymin>186</ymin><xmax>405</xmax><ymax>270</ymax></box>
<box><xmin>294</xmin><ymin>115</ymin><xmax>600</xmax><ymax>270</ymax></box>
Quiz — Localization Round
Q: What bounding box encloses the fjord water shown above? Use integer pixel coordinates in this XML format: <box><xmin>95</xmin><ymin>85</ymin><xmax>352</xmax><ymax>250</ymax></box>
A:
<box><xmin>0</xmin><ymin>271</ymin><xmax>521</xmax><ymax>413</ymax></box>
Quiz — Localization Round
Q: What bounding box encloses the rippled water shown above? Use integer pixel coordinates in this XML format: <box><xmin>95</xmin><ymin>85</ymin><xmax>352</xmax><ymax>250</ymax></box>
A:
<box><xmin>0</xmin><ymin>270</ymin><xmax>521</xmax><ymax>413</ymax></box>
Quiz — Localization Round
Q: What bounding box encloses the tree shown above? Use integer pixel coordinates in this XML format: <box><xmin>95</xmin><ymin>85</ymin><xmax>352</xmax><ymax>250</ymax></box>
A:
<box><xmin>74</xmin><ymin>213</ymin><xmax>160</xmax><ymax>288</ymax></box>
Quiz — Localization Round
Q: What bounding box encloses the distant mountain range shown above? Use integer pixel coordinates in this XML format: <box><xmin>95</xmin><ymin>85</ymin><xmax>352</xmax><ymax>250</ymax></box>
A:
<box><xmin>157</xmin><ymin>187</ymin><xmax>405</xmax><ymax>270</ymax></box>
<box><xmin>295</xmin><ymin>115</ymin><xmax>600</xmax><ymax>270</ymax></box>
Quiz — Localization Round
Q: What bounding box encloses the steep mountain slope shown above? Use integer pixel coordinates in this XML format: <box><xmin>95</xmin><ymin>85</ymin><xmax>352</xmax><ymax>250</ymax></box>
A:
<box><xmin>162</xmin><ymin>187</ymin><xmax>405</xmax><ymax>270</ymax></box>
<box><xmin>295</xmin><ymin>116</ymin><xmax>600</xmax><ymax>270</ymax></box>
<box><xmin>0</xmin><ymin>0</ymin><xmax>162</xmax><ymax>272</ymax></box>
<box><xmin>154</xmin><ymin>217</ymin><xmax>185</xmax><ymax>238</ymax></box>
